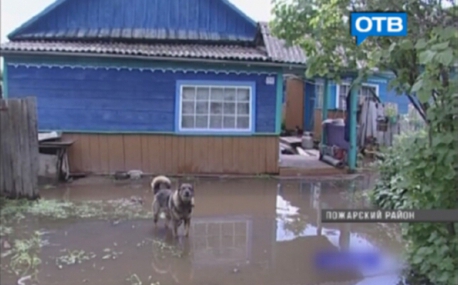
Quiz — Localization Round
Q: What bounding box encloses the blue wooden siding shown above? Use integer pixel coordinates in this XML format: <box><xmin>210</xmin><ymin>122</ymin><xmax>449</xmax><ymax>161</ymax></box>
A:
<box><xmin>378</xmin><ymin>82</ymin><xmax>410</xmax><ymax>114</ymax></box>
<box><xmin>9</xmin><ymin>0</ymin><xmax>256</xmax><ymax>41</ymax></box>
<box><xmin>5</xmin><ymin>55</ymin><xmax>282</xmax><ymax>74</ymax></box>
<box><xmin>6</xmin><ymin>65</ymin><xmax>277</xmax><ymax>134</ymax></box>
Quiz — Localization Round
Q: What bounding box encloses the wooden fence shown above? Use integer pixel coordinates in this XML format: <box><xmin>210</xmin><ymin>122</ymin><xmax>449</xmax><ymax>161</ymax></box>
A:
<box><xmin>0</xmin><ymin>97</ymin><xmax>39</xmax><ymax>199</ymax></box>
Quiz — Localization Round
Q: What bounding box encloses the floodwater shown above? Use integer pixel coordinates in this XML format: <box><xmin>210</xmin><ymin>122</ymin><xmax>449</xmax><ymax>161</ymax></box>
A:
<box><xmin>1</xmin><ymin>175</ymin><xmax>404</xmax><ymax>285</ymax></box>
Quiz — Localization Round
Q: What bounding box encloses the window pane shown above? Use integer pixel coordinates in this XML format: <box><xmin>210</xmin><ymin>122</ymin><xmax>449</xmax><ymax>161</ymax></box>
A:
<box><xmin>223</xmin><ymin>116</ymin><xmax>235</xmax><ymax>128</ymax></box>
<box><xmin>236</xmin><ymin>88</ymin><xmax>250</xmax><ymax>101</ymax></box>
<box><xmin>210</xmin><ymin>88</ymin><xmax>224</xmax><ymax>101</ymax></box>
<box><xmin>236</xmin><ymin>116</ymin><xmax>249</xmax><ymax>129</ymax></box>
<box><xmin>361</xmin><ymin>86</ymin><xmax>375</xmax><ymax>98</ymax></box>
<box><xmin>223</xmin><ymin>88</ymin><xmax>236</xmax><ymax>101</ymax></box>
<box><xmin>340</xmin><ymin>86</ymin><xmax>347</xmax><ymax>96</ymax></box>
<box><xmin>182</xmin><ymin>87</ymin><xmax>196</xmax><ymax>100</ymax></box>
<box><xmin>181</xmin><ymin>115</ymin><xmax>194</xmax><ymax>128</ymax></box>
<box><xmin>182</xmin><ymin>102</ymin><xmax>194</xmax><ymax>114</ymax></box>
<box><xmin>339</xmin><ymin>85</ymin><xmax>349</xmax><ymax>110</ymax></box>
<box><xmin>340</xmin><ymin>98</ymin><xmax>347</xmax><ymax>110</ymax></box>
<box><xmin>196</xmin><ymin>101</ymin><xmax>208</xmax><ymax>114</ymax></box>
<box><xmin>223</xmin><ymin>102</ymin><xmax>235</xmax><ymax>115</ymax></box>
<box><xmin>210</xmin><ymin>102</ymin><xmax>222</xmax><ymax>114</ymax></box>
<box><xmin>195</xmin><ymin>115</ymin><xmax>208</xmax><ymax>128</ymax></box>
<box><xmin>237</xmin><ymin>103</ymin><xmax>249</xmax><ymax>115</ymax></box>
<box><xmin>196</xmin><ymin>87</ymin><xmax>210</xmax><ymax>100</ymax></box>
<box><xmin>315</xmin><ymin>85</ymin><xmax>323</xmax><ymax>108</ymax></box>
<box><xmin>209</xmin><ymin>115</ymin><xmax>222</xmax><ymax>128</ymax></box>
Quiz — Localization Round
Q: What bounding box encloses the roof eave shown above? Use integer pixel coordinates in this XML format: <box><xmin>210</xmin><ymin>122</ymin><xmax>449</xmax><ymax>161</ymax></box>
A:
<box><xmin>0</xmin><ymin>49</ymin><xmax>307</xmax><ymax>70</ymax></box>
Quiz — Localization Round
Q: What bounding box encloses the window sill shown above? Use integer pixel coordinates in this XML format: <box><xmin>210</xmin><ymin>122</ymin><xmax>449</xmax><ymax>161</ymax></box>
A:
<box><xmin>176</xmin><ymin>129</ymin><xmax>255</xmax><ymax>136</ymax></box>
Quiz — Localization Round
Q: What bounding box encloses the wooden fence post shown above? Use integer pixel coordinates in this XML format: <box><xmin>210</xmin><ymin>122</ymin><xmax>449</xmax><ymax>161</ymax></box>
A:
<box><xmin>0</xmin><ymin>97</ymin><xmax>39</xmax><ymax>199</ymax></box>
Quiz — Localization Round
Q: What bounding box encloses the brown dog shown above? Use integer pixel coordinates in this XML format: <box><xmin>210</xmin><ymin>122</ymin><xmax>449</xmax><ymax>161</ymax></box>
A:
<box><xmin>151</xmin><ymin>176</ymin><xmax>194</xmax><ymax>237</ymax></box>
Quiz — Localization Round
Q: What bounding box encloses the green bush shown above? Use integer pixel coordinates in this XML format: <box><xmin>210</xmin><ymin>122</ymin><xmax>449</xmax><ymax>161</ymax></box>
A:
<box><xmin>370</xmin><ymin>130</ymin><xmax>458</xmax><ymax>285</ymax></box>
<box><xmin>370</xmin><ymin>131</ymin><xmax>426</xmax><ymax>210</ymax></box>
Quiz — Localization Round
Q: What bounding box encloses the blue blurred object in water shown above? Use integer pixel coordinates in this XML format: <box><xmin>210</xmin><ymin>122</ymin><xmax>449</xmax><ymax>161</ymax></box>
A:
<box><xmin>315</xmin><ymin>250</ymin><xmax>382</xmax><ymax>271</ymax></box>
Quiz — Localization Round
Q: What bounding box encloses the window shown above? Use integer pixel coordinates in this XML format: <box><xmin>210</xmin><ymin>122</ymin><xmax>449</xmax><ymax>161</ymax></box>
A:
<box><xmin>338</xmin><ymin>83</ymin><xmax>351</xmax><ymax>110</ymax></box>
<box><xmin>360</xmin><ymin>84</ymin><xmax>377</xmax><ymax>99</ymax></box>
<box><xmin>315</xmin><ymin>81</ymin><xmax>324</xmax><ymax>109</ymax></box>
<box><xmin>337</xmin><ymin>83</ymin><xmax>378</xmax><ymax>110</ymax></box>
<box><xmin>177</xmin><ymin>82</ymin><xmax>254</xmax><ymax>133</ymax></box>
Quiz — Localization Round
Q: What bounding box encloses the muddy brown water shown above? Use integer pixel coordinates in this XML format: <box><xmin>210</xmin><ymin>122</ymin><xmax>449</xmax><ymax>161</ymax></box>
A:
<box><xmin>1</xmin><ymin>176</ymin><xmax>404</xmax><ymax>285</ymax></box>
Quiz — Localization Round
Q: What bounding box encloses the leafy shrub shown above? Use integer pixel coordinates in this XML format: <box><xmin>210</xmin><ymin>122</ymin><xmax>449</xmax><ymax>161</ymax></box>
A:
<box><xmin>370</xmin><ymin>130</ymin><xmax>458</xmax><ymax>285</ymax></box>
<box><xmin>369</xmin><ymin>130</ymin><xmax>426</xmax><ymax>210</ymax></box>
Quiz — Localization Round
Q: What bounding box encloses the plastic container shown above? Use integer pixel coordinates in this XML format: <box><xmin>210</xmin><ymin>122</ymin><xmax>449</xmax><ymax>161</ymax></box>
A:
<box><xmin>301</xmin><ymin>132</ymin><xmax>314</xmax><ymax>149</ymax></box>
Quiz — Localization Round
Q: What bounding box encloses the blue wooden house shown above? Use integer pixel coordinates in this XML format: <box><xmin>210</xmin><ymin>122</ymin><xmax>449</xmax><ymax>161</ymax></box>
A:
<box><xmin>304</xmin><ymin>74</ymin><xmax>410</xmax><ymax>133</ymax></box>
<box><xmin>0</xmin><ymin>0</ymin><xmax>306</xmax><ymax>175</ymax></box>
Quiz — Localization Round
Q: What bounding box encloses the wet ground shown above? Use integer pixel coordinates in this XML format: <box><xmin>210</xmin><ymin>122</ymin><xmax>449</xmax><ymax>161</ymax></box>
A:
<box><xmin>0</xmin><ymin>175</ymin><xmax>404</xmax><ymax>285</ymax></box>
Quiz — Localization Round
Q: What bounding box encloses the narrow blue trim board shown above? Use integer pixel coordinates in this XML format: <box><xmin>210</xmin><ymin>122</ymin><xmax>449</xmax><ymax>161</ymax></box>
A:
<box><xmin>275</xmin><ymin>72</ymin><xmax>283</xmax><ymax>134</ymax></box>
<box><xmin>6</xmin><ymin>55</ymin><xmax>281</xmax><ymax>75</ymax></box>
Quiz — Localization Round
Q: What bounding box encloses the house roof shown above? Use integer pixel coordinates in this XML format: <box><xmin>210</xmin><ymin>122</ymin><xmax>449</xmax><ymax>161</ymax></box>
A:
<box><xmin>0</xmin><ymin>24</ymin><xmax>307</xmax><ymax>66</ymax></box>
<box><xmin>259</xmin><ymin>22</ymin><xmax>307</xmax><ymax>64</ymax></box>
<box><xmin>7</xmin><ymin>0</ymin><xmax>258</xmax><ymax>43</ymax></box>
<box><xmin>0</xmin><ymin>41</ymin><xmax>270</xmax><ymax>62</ymax></box>
<box><xmin>1</xmin><ymin>0</ymin><xmax>306</xmax><ymax>66</ymax></box>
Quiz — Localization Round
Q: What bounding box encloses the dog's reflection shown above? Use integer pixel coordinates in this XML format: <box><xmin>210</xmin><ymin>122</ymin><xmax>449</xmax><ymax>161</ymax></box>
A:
<box><xmin>151</xmin><ymin>233</ymin><xmax>194</xmax><ymax>284</ymax></box>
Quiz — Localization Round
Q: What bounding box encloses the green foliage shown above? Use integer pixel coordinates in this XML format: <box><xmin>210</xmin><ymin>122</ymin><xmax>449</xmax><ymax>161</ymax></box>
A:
<box><xmin>271</xmin><ymin>0</ymin><xmax>458</xmax><ymax>284</ymax></box>
<box><xmin>369</xmin><ymin>132</ymin><xmax>423</xmax><ymax>210</ymax></box>
<box><xmin>371</xmin><ymin>129</ymin><xmax>458</xmax><ymax>285</ymax></box>
<box><xmin>271</xmin><ymin>0</ymin><xmax>458</xmax><ymax>115</ymax></box>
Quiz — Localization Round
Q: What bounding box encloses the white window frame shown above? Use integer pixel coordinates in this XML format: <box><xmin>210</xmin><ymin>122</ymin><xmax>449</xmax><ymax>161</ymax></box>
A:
<box><xmin>177</xmin><ymin>83</ymin><xmax>254</xmax><ymax>133</ymax></box>
<box><xmin>336</xmin><ymin>82</ymin><xmax>379</xmax><ymax>110</ymax></box>
<box><xmin>314</xmin><ymin>80</ymin><xmax>324</xmax><ymax>109</ymax></box>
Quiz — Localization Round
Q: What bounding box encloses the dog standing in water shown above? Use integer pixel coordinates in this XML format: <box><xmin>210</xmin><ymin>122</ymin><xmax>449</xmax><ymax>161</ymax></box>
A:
<box><xmin>151</xmin><ymin>175</ymin><xmax>194</xmax><ymax>237</ymax></box>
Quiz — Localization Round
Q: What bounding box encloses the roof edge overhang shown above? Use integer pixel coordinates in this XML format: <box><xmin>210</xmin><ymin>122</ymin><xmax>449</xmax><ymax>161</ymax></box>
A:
<box><xmin>0</xmin><ymin>50</ymin><xmax>307</xmax><ymax>71</ymax></box>
<box><xmin>7</xmin><ymin>37</ymin><xmax>258</xmax><ymax>47</ymax></box>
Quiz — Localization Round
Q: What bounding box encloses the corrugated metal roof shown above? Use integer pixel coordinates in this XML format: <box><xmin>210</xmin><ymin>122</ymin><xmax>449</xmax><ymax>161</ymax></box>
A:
<box><xmin>259</xmin><ymin>22</ymin><xmax>307</xmax><ymax>65</ymax></box>
<box><xmin>0</xmin><ymin>41</ymin><xmax>270</xmax><ymax>62</ymax></box>
<box><xmin>0</xmin><ymin>24</ymin><xmax>307</xmax><ymax>65</ymax></box>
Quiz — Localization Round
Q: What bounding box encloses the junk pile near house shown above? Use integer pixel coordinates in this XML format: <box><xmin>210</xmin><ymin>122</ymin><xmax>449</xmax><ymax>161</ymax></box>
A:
<box><xmin>279</xmin><ymin>96</ymin><xmax>404</xmax><ymax>172</ymax></box>
<box><xmin>38</xmin><ymin>131</ymin><xmax>75</xmax><ymax>184</ymax></box>
<box><xmin>113</xmin><ymin>170</ymin><xmax>144</xmax><ymax>180</ymax></box>
<box><xmin>278</xmin><ymin>128</ymin><xmax>329</xmax><ymax>172</ymax></box>
<box><xmin>318</xmin><ymin>98</ymin><xmax>401</xmax><ymax>168</ymax></box>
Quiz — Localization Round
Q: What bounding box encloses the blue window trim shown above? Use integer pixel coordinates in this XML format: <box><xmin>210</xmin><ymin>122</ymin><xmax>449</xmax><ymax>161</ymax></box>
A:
<box><xmin>174</xmin><ymin>80</ymin><xmax>257</xmax><ymax>135</ymax></box>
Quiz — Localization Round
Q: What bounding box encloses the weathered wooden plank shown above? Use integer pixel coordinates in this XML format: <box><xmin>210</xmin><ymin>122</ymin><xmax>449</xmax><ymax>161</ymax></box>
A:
<box><xmin>9</xmin><ymin>100</ymin><xmax>22</xmax><ymax>197</ymax></box>
<box><xmin>123</xmin><ymin>134</ymin><xmax>142</xmax><ymax>171</ymax></box>
<box><xmin>89</xmin><ymin>134</ymin><xmax>101</xmax><ymax>173</ymax></box>
<box><xmin>19</xmin><ymin>98</ymin><xmax>31</xmax><ymax>197</ymax></box>
<box><xmin>98</xmin><ymin>134</ymin><xmax>110</xmax><ymax>174</ymax></box>
<box><xmin>63</xmin><ymin>134</ymin><xmax>280</xmax><ymax>175</ymax></box>
<box><xmin>0</xmin><ymin>98</ymin><xmax>39</xmax><ymax>199</ymax></box>
<box><xmin>0</xmin><ymin>100</ymin><xmax>8</xmax><ymax>194</ymax></box>
<box><xmin>26</xmin><ymin>97</ymin><xmax>39</xmax><ymax>197</ymax></box>
<box><xmin>2</xmin><ymin>100</ymin><xmax>13</xmax><ymax>195</ymax></box>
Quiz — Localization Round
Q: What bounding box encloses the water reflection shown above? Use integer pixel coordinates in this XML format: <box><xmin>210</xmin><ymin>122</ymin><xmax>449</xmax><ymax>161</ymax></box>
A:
<box><xmin>191</xmin><ymin>217</ymin><xmax>252</xmax><ymax>267</ymax></box>
<box><xmin>276</xmin><ymin>181</ymin><xmax>403</xmax><ymax>284</ymax></box>
<box><xmin>1</xmin><ymin>177</ymin><xmax>404</xmax><ymax>285</ymax></box>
